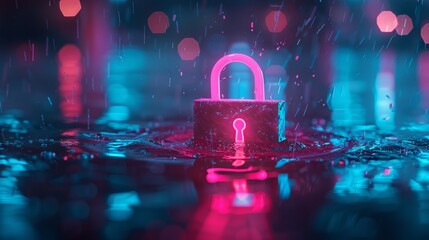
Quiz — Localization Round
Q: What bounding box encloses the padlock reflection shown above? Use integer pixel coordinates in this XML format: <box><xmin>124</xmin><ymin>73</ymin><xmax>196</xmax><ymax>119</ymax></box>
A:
<box><xmin>188</xmin><ymin>158</ymin><xmax>338</xmax><ymax>240</ymax></box>
<box><xmin>188</xmin><ymin>162</ymin><xmax>275</xmax><ymax>239</ymax></box>
<box><xmin>194</xmin><ymin>54</ymin><xmax>286</xmax><ymax>147</ymax></box>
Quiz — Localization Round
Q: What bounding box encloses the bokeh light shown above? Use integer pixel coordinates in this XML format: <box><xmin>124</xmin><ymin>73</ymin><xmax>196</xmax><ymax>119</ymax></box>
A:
<box><xmin>265</xmin><ymin>11</ymin><xmax>287</xmax><ymax>33</ymax></box>
<box><xmin>376</xmin><ymin>11</ymin><xmax>398</xmax><ymax>33</ymax></box>
<box><xmin>59</xmin><ymin>0</ymin><xmax>82</xmax><ymax>17</ymax></box>
<box><xmin>148</xmin><ymin>11</ymin><xmax>170</xmax><ymax>34</ymax></box>
<box><xmin>421</xmin><ymin>23</ymin><xmax>429</xmax><ymax>44</ymax></box>
<box><xmin>57</xmin><ymin>44</ymin><xmax>83</xmax><ymax>119</ymax></box>
<box><xmin>177</xmin><ymin>38</ymin><xmax>200</xmax><ymax>61</ymax></box>
<box><xmin>58</xmin><ymin>44</ymin><xmax>82</xmax><ymax>66</ymax></box>
<box><xmin>395</xmin><ymin>15</ymin><xmax>413</xmax><ymax>36</ymax></box>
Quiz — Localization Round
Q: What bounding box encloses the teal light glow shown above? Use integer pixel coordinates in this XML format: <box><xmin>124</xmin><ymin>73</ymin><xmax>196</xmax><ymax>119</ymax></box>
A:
<box><xmin>105</xmin><ymin>106</ymin><xmax>130</xmax><ymax>122</ymax></box>
<box><xmin>375</xmin><ymin>52</ymin><xmax>395</xmax><ymax>131</ymax></box>
<box><xmin>106</xmin><ymin>191</ymin><xmax>140</xmax><ymax>221</ymax></box>
<box><xmin>278</xmin><ymin>173</ymin><xmax>291</xmax><ymax>200</ymax></box>
<box><xmin>227</xmin><ymin>42</ymin><xmax>253</xmax><ymax>99</ymax></box>
<box><xmin>107</xmin><ymin>84</ymin><xmax>129</xmax><ymax>104</ymax></box>
<box><xmin>275</xmin><ymin>158</ymin><xmax>293</xmax><ymax>168</ymax></box>
<box><xmin>0</xmin><ymin>158</ymin><xmax>34</xmax><ymax>239</ymax></box>
<box><xmin>330</xmin><ymin>48</ymin><xmax>378</xmax><ymax>127</ymax></box>
<box><xmin>105</xmin><ymin>151</ymin><xmax>126</xmax><ymax>158</ymax></box>
<box><xmin>103</xmin><ymin>48</ymin><xmax>146</xmax><ymax>121</ymax></box>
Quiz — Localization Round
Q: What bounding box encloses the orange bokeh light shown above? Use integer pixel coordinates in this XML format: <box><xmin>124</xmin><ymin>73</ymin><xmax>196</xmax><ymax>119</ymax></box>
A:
<box><xmin>265</xmin><ymin>11</ymin><xmax>287</xmax><ymax>33</ymax></box>
<box><xmin>395</xmin><ymin>15</ymin><xmax>413</xmax><ymax>36</ymax></box>
<box><xmin>421</xmin><ymin>23</ymin><xmax>429</xmax><ymax>44</ymax></box>
<box><xmin>148</xmin><ymin>11</ymin><xmax>170</xmax><ymax>34</ymax></box>
<box><xmin>376</xmin><ymin>11</ymin><xmax>398</xmax><ymax>33</ymax></box>
<box><xmin>177</xmin><ymin>38</ymin><xmax>200</xmax><ymax>61</ymax></box>
<box><xmin>59</xmin><ymin>0</ymin><xmax>82</xmax><ymax>17</ymax></box>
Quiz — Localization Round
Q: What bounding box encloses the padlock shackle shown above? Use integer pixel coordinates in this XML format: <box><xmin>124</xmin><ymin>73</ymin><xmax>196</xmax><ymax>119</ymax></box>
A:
<box><xmin>210</xmin><ymin>53</ymin><xmax>265</xmax><ymax>101</ymax></box>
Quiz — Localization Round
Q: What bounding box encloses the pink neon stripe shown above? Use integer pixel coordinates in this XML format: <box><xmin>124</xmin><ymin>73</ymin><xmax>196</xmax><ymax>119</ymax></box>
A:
<box><xmin>210</xmin><ymin>53</ymin><xmax>265</xmax><ymax>100</ymax></box>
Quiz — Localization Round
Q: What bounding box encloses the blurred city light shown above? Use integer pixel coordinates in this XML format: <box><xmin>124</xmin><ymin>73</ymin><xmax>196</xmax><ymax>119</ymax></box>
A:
<box><xmin>418</xmin><ymin>52</ymin><xmax>429</xmax><ymax>110</ymax></box>
<box><xmin>104</xmin><ymin>48</ymin><xmax>146</xmax><ymax>121</ymax></box>
<box><xmin>395</xmin><ymin>15</ymin><xmax>413</xmax><ymax>36</ymax></box>
<box><xmin>375</xmin><ymin>52</ymin><xmax>395</xmax><ymax>131</ymax></box>
<box><xmin>265</xmin><ymin>11</ymin><xmax>287</xmax><ymax>33</ymax></box>
<box><xmin>148</xmin><ymin>11</ymin><xmax>170</xmax><ymax>34</ymax></box>
<box><xmin>376</xmin><ymin>11</ymin><xmax>398</xmax><ymax>33</ymax></box>
<box><xmin>421</xmin><ymin>23</ymin><xmax>429</xmax><ymax>44</ymax></box>
<box><xmin>57</xmin><ymin>44</ymin><xmax>83</xmax><ymax>119</ymax></box>
<box><xmin>330</xmin><ymin>49</ymin><xmax>373</xmax><ymax>126</ymax></box>
<box><xmin>59</xmin><ymin>0</ymin><xmax>82</xmax><ymax>17</ymax></box>
<box><xmin>177</xmin><ymin>38</ymin><xmax>200</xmax><ymax>61</ymax></box>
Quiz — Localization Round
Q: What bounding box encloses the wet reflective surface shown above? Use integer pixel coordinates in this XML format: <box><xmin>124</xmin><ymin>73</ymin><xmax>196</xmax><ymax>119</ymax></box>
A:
<box><xmin>1</xmin><ymin>116</ymin><xmax>429</xmax><ymax>239</ymax></box>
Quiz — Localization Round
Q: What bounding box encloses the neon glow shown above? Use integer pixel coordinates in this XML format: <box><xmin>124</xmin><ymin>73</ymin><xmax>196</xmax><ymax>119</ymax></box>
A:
<box><xmin>59</xmin><ymin>0</ymin><xmax>82</xmax><ymax>17</ymax></box>
<box><xmin>232</xmin><ymin>160</ymin><xmax>245</xmax><ymax>167</ymax></box>
<box><xmin>210</xmin><ymin>179</ymin><xmax>270</xmax><ymax>214</ymax></box>
<box><xmin>376</xmin><ymin>11</ymin><xmax>398</xmax><ymax>33</ymax></box>
<box><xmin>206</xmin><ymin>167</ymin><xmax>267</xmax><ymax>183</ymax></box>
<box><xmin>210</xmin><ymin>53</ymin><xmax>265</xmax><ymax>100</ymax></box>
<box><xmin>148</xmin><ymin>11</ymin><xmax>170</xmax><ymax>34</ymax></box>
<box><xmin>232</xmin><ymin>179</ymin><xmax>251</xmax><ymax>206</ymax></box>
<box><xmin>278</xmin><ymin>173</ymin><xmax>291</xmax><ymax>200</ymax></box>
<box><xmin>106</xmin><ymin>191</ymin><xmax>140</xmax><ymax>221</ymax></box>
<box><xmin>233</xmin><ymin>118</ymin><xmax>246</xmax><ymax>143</ymax></box>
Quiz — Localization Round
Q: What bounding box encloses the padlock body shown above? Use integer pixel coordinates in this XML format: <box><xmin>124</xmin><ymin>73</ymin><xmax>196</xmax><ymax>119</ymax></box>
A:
<box><xmin>193</xmin><ymin>99</ymin><xmax>286</xmax><ymax>145</ymax></box>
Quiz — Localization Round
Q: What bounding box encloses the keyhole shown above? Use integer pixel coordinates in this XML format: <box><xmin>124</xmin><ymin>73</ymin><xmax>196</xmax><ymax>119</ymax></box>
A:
<box><xmin>233</xmin><ymin>118</ymin><xmax>246</xmax><ymax>143</ymax></box>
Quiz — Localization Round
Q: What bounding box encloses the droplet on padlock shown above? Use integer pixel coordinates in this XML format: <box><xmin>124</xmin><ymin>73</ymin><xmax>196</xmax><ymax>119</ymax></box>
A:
<box><xmin>233</xmin><ymin>118</ymin><xmax>246</xmax><ymax>143</ymax></box>
<box><xmin>193</xmin><ymin>53</ymin><xmax>286</xmax><ymax>146</ymax></box>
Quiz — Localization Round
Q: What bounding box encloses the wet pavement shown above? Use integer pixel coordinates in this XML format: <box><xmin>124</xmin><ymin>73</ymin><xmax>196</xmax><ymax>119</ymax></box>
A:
<box><xmin>1</xmin><ymin>116</ymin><xmax>429</xmax><ymax>240</ymax></box>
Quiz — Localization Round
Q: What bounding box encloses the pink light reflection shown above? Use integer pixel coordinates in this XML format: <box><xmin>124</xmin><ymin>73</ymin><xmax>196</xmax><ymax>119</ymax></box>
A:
<box><xmin>211</xmin><ymin>53</ymin><xmax>265</xmax><ymax>100</ymax></box>
<box><xmin>376</xmin><ymin>11</ymin><xmax>398</xmax><ymax>33</ymax></box>
<box><xmin>395</xmin><ymin>15</ymin><xmax>413</xmax><ymax>36</ymax></box>
<box><xmin>206</xmin><ymin>167</ymin><xmax>268</xmax><ymax>183</ymax></box>
<box><xmin>211</xmin><ymin>180</ymin><xmax>270</xmax><ymax>215</ymax></box>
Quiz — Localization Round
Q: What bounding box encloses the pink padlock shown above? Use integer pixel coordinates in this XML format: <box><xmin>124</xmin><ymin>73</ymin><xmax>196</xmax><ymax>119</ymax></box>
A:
<box><xmin>193</xmin><ymin>53</ymin><xmax>286</xmax><ymax>146</ymax></box>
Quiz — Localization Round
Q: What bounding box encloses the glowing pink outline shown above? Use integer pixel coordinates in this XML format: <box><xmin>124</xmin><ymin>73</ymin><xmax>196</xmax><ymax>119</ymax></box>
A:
<box><xmin>205</xmin><ymin>168</ymin><xmax>268</xmax><ymax>183</ymax></box>
<box><xmin>210</xmin><ymin>53</ymin><xmax>265</xmax><ymax>100</ymax></box>
<box><xmin>233</xmin><ymin>118</ymin><xmax>246</xmax><ymax>143</ymax></box>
